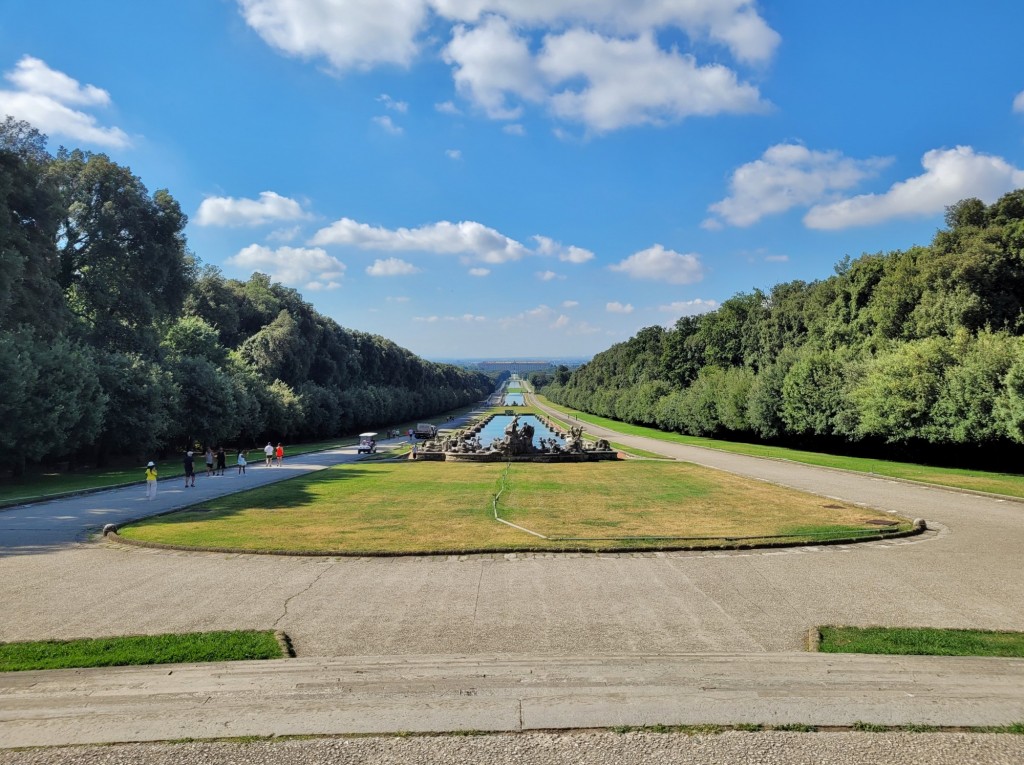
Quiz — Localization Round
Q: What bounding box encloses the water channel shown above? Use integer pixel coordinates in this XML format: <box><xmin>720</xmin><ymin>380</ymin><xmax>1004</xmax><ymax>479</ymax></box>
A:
<box><xmin>476</xmin><ymin>415</ymin><xmax>563</xmax><ymax>448</ymax></box>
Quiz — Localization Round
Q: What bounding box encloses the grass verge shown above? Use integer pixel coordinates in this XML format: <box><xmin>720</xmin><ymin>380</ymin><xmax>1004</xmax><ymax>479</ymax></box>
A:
<box><xmin>535</xmin><ymin>394</ymin><xmax>1024</xmax><ymax>499</ymax></box>
<box><xmin>119</xmin><ymin>460</ymin><xmax>912</xmax><ymax>554</ymax></box>
<box><xmin>817</xmin><ymin>626</ymin><xmax>1024</xmax><ymax>657</ymax></box>
<box><xmin>0</xmin><ymin>630</ymin><xmax>283</xmax><ymax>672</ymax></box>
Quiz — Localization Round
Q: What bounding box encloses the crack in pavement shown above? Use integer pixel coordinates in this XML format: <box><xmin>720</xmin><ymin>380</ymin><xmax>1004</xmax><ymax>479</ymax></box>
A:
<box><xmin>273</xmin><ymin>564</ymin><xmax>335</xmax><ymax>629</ymax></box>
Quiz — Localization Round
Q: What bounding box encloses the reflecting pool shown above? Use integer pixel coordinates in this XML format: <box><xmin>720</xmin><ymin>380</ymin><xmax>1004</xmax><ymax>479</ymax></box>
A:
<box><xmin>476</xmin><ymin>415</ymin><xmax>563</xmax><ymax>447</ymax></box>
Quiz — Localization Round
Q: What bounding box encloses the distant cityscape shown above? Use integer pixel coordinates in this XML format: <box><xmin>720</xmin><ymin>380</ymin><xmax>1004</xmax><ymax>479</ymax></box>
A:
<box><xmin>430</xmin><ymin>358</ymin><xmax>589</xmax><ymax>373</ymax></box>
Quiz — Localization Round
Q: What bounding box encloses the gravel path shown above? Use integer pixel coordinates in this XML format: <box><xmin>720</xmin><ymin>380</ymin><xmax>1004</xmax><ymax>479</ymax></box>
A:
<box><xmin>3</xmin><ymin>731</ymin><xmax>1023</xmax><ymax>765</ymax></box>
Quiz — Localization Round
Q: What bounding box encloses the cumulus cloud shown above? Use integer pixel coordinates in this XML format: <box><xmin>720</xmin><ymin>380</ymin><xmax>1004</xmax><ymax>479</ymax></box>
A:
<box><xmin>468</xmin><ymin>267</ymin><xmax>490</xmax><ymax>276</ymax></box>
<box><xmin>0</xmin><ymin>56</ymin><xmax>129</xmax><ymax>148</ymax></box>
<box><xmin>435</xmin><ymin>100</ymin><xmax>462</xmax><ymax>114</ymax></box>
<box><xmin>311</xmin><ymin>216</ymin><xmax>592</xmax><ymax>265</ymax></box>
<box><xmin>366</xmin><ymin>257</ymin><xmax>422</xmax><ymax>276</ymax></box>
<box><xmin>1014</xmin><ymin>90</ymin><xmax>1024</xmax><ymax>114</ymax></box>
<box><xmin>536</xmin><ymin>270</ymin><xmax>564</xmax><ymax>281</ymax></box>
<box><xmin>533</xmin><ymin>235</ymin><xmax>595</xmax><ymax>263</ymax></box>
<box><xmin>311</xmin><ymin>217</ymin><xmax>529</xmax><ymax>263</ymax></box>
<box><xmin>538</xmin><ymin>30</ymin><xmax>766</xmax><ymax>132</ymax></box>
<box><xmin>805</xmin><ymin>146</ymin><xmax>1024</xmax><ymax>230</ymax></box>
<box><xmin>704</xmin><ymin>143</ymin><xmax>891</xmax><ymax>228</ymax></box>
<box><xmin>238</xmin><ymin>2</ymin><xmax>778</xmax><ymax>134</ymax></box>
<box><xmin>415</xmin><ymin>313</ymin><xmax>487</xmax><ymax>323</ymax></box>
<box><xmin>606</xmin><ymin>301</ymin><xmax>634</xmax><ymax>314</ymax></box>
<box><xmin>238</xmin><ymin>0</ymin><xmax>429</xmax><ymax>70</ymax></box>
<box><xmin>609</xmin><ymin>244</ymin><xmax>704</xmax><ymax>285</ymax></box>
<box><xmin>659</xmin><ymin>299</ymin><xmax>719</xmax><ymax>317</ymax></box>
<box><xmin>443</xmin><ymin>16</ymin><xmax>545</xmax><ymax>119</ymax></box>
<box><xmin>431</xmin><ymin>0</ymin><xmax>779</xmax><ymax>63</ymax></box>
<box><xmin>227</xmin><ymin>244</ymin><xmax>346</xmax><ymax>290</ymax></box>
<box><xmin>503</xmin><ymin>123</ymin><xmax>525</xmax><ymax>136</ymax></box>
<box><xmin>195</xmin><ymin>191</ymin><xmax>312</xmax><ymax>227</ymax></box>
<box><xmin>561</xmin><ymin>299</ymin><xmax>579</xmax><ymax>308</ymax></box>
<box><xmin>377</xmin><ymin>93</ymin><xmax>408</xmax><ymax>112</ymax></box>
<box><xmin>372</xmin><ymin>115</ymin><xmax>403</xmax><ymax>134</ymax></box>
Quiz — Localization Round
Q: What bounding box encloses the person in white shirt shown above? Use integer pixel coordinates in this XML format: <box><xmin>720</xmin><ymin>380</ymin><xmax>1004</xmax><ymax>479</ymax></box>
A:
<box><xmin>264</xmin><ymin>442</ymin><xmax>274</xmax><ymax>466</ymax></box>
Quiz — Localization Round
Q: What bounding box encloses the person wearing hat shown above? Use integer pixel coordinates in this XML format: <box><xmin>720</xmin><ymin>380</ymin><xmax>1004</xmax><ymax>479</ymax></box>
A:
<box><xmin>145</xmin><ymin>461</ymin><xmax>158</xmax><ymax>500</ymax></box>
<box><xmin>183</xmin><ymin>450</ymin><xmax>195</xmax><ymax>487</ymax></box>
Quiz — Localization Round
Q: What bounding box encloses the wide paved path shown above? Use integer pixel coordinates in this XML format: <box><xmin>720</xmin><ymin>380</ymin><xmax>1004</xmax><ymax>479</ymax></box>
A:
<box><xmin>2</xmin><ymin>405</ymin><xmax>1024</xmax><ymax>744</ymax></box>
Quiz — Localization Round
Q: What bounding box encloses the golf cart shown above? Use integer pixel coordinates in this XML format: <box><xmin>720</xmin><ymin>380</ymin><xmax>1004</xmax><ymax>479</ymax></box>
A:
<box><xmin>357</xmin><ymin>432</ymin><xmax>378</xmax><ymax>454</ymax></box>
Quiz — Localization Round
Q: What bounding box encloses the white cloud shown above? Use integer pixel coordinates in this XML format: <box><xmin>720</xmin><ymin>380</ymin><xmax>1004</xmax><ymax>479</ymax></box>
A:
<box><xmin>503</xmin><ymin>123</ymin><xmax>525</xmax><ymax>136</ymax></box>
<box><xmin>195</xmin><ymin>191</ymin><xmax>312</xmax><ymax>227</ymax></box>
<box><xmin>310</xmin><ymin>216</ymin><xmax>592</xmax><ymax>266</ymax></box>
<box><xmin>445</xmin><ymin>148</ymin><xmax>462</xmax><ymax>159</ymax></box>
<box><xmin>659</xmin><ymin>299</ymin><xmax>719</xmax><ymax>316</ymax></box>
<box><xmin>267</xmin><ymin>225</ymin><xmax>303</xmax><ymax>242</ymax></box>
<box><xmin>0</xmin><ymin>56</ymin><xmax>129</xmax><ymax>148</ymax></box>
<box><xmin>538</xmin><ymin>30</ymin><xmax>767</xmax><ymax>132</ymax></box>
<box><xmin>311</xmin><ymin>217</ymin><xmax>530</xmax><ymax>263</ymax></box>
<box><xmin>805</xmin><ymin>146</ymin><xmax>1024</xmax><ymax>230</ymax></box>
<box><xmin>610</xmin><ymin>244</ymin><xmax>704</xmax><ymax>285</ymax></box>
<box><xmin>239</xmin><ymin>1</ymin><xmax>778</xmax><ymax>134</ymax></box>
<box><xmin>764</xmin><ymin>254</ymin><xmax>789</xmax><ymax>263</ymax></box>
<box><xmin>561</xmin><ymin>300</ymin><xmax>579</xmax><ymax>308</ymax></box>
<box><xmin>551</xmin><ymin>314</ymin><xmax>570</xmax><ymax>329</ymax></box>
<box><xmin>536</xmin><ymin>270</ymin><xmax>564</xmax><ymax>281</ymax></box>
<box><xmin>372</xmin><ymin>114</ymin><xmax>403</xmax><ymax>134</ymax></box>
<box><xmin>238</xmin><ymin>0</ymin><xmax>429</xmax><ymax>70</ymax></box>
<box><xmin>705</xmin><ymin>143</ymin><xmax>891</xmax><ymax>228</ymax></box>
<box><xmin>1013</xmin><ymin>90</ymin><xmax>1024</xmax><ymax>114</ymax></box>
<box><xmin>533</xmin><ymin>235</ymin><xmax>595</xmax><ymax>263</ymax></box>
<box><xmin>468</xmin><ymin>267</ymin><xmax>490</xmax><ymax>276</ymax></box>
<box><xmin>443</xmin><ymin>16</ymin><xmax>545</xmax><ymax>119</ymax></box>
<box><xmin>431</xmin><ymin>0</ymin><xmax>779</xmax><ymax>63</ymax></box>
<box><xmin>366</xmin><ymin>257</ymin><xmax>422</xmax><ymax>276</ymax></box>
<box><xmin>435</xmin><ymin>100</ymin><xmax>462</xmax><ymax>115</ymax></box>
<box><xmin>606</xmin><ymin>301</ymin><xmax>634</xmax><ymax>314</ymax></box>
<box><xmin>227</xmin><ymin>244</ymin><xmax>346</xmax><ymax>290</ymax></box>
<box><xmin>415</xmin><ymin>313</ymin><xmax>487</xmax><ymax>323</ymax></box>
<box><xmin>378</xmin><ymin>93</ymin><xmax>408</xmax><ymax>112</ymax></box>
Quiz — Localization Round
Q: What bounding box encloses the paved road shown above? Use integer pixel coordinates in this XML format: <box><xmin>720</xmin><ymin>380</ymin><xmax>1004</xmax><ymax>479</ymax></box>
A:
<box><xmin>3</xmin><ymin>403</ymin><xmax>1024</xmax><ymax>746</ymax></box>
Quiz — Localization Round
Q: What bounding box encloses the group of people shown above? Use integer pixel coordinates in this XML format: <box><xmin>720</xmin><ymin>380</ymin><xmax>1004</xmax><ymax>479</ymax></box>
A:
<box><xmin>144</xmin><ymin>441</ymin><xmax>286</xmax><ymax>499</ymax></box>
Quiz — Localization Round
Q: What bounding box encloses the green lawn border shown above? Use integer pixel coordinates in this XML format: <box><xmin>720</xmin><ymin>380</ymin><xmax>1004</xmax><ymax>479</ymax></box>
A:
<box><xmin>814</xmin><ymin>625</ymin><xmax>1024</xmax><ymax>658</ymax></box>
<box><xmin>0</xmin><ymin>630</ymin><xmax>287</xmax><ymax>672</ymax></box>
<box><xmin>532</xmin><ymin>393</ymin><xmax>1024</xmax><ymax>503</ymax></box>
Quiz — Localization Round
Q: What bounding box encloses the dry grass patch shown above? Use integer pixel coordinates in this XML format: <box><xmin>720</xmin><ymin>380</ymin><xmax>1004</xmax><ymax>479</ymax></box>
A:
<box><xmin>121</xmin><ymin>460</ymin><xmax>911</xmax><ymax>554</ymax></box>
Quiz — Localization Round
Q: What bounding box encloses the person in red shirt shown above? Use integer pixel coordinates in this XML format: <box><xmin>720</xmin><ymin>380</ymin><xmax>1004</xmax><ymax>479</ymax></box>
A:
<box><xmin>275</xmin><ymin>443</ymin><xmax>284</xmax><ymax>466</ymax></box>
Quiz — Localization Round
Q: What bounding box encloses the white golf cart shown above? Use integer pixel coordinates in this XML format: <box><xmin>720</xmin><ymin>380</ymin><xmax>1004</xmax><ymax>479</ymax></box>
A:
<box><xmin>357</xmin><ymin>432</ymin><xmax>378</xmax><ymax>454</ymax></box>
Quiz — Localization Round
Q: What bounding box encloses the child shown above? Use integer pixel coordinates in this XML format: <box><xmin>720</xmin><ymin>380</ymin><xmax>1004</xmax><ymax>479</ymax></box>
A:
<box><xmin>237</xmin><ymin>450</ymin><xmax>247</xmax><ymax>475</ymax></box>
<box><xmin>145</xmin><ymin>461</ymin><xmax>158</xmax><ymax>500</ymax></box>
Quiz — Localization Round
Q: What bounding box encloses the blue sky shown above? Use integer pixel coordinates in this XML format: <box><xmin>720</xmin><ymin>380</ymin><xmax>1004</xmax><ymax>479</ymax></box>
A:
<box><xmin>2</xmin><ymin>1</ymin><xmax>1024</xmax><ymax>359</ymax></box>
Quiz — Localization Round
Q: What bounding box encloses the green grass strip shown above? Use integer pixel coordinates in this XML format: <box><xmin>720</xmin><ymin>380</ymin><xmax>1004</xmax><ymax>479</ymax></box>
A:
<box><xmin>535</xmin><ymin>394</ymin><xmax>1024</xmax><ymax>499</ymax></box>
<box><xmin>818</xmin><ymin>626</ymin><xmax>1024</xmax><ymax>657</ymax></box>
<box><xmin>0</xmin><ymin>630</ymin><xmax>284</xmax><ymax>672</ymax></box>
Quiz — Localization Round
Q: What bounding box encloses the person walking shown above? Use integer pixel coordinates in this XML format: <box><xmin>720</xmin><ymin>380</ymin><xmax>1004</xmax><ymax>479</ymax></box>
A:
<box><xmin>411</xmin><ymin>443</ymin><xmax>418</xmax><ymax>460</ymax></box>
<box><xmin>144</xmin><ymin>461</ymin><xmax>158</xmax><ymax>500</ymax></box>
<box><xmin>237</xmin><ymin>450</ymin><xmax>247</xmax><ymax>475</ymax></box>
<box><xmin>275</xmin><ymin>442</ymin><xmax>284</xmax><ymax>466</ymax></box>
<box><xmin>216</xmin><ymin>446</ymin><xmax>227</xmax><ymax>476</ymax></box>
<box><xmin>183</xmin><ymin>451</ymin><xmax>195</xmax><ymax>487</ymax></box>
<box><xmin>264</xmin><ymin>442</ymin><xmax>274</xmax><ymax>467</ymax></box>
<box><xmin>205</xmin><ymin>447</ymin><xmax>214</xmax><ymax>477</ymax></box>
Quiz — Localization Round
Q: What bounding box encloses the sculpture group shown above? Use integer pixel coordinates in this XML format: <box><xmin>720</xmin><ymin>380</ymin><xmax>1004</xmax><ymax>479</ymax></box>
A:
<box><xmin>419</xmin><ymin>415</ymin><xmax>614</xmax><ymax>462</ymax></box>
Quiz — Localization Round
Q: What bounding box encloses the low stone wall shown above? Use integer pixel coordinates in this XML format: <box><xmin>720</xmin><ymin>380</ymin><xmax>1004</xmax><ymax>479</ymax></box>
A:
<box><xmin>443</xmin><ymin>451</ymin><xmax>618</xmax><ymax>463</ymax></box>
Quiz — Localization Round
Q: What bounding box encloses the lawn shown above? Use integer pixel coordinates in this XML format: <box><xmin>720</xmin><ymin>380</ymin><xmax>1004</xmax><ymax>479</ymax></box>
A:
<box><xmin>818</xmin><ymin>626</ymin><xmax>1024</xmax><ymax>658</ymax></box>
<box><xmin>0</xmin><ymin>630</ymin><xmax>284</xmax><ymax>672</ymax></box>
<box><xmin>119</xmin><ymin>460</ymin><xmax>912</xmax><ymax>554</ymax></box>
<box><xmin>535</xmin><ymin>394</ymin><xmax>1024</xmax><ymax>499</ymax></box>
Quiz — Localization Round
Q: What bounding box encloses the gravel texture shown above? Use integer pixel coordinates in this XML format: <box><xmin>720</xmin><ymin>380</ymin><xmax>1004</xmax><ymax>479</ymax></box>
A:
<box><xmin>3</xmin><ymin>732</ymin><xmax>1024</xmax><ymax>765</ymax></box>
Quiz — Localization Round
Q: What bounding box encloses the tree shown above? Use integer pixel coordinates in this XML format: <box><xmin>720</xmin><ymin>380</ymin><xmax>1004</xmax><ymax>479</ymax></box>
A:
<box><xmin>47</xmin><ymin>149</ymin><xmax>194</xmax><ymax>355</ymax></box>
<box><xmin>0</xmin><ymin>117</ymin><xmax>66</xmax><ymax>334</ymax></box>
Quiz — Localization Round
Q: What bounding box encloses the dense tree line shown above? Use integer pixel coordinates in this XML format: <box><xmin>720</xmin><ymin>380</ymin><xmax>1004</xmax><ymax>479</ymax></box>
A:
<box><xmin>0</xmin><ymin>117</ymin><xmax>491</xmax><ymax>474</ymax></box>
<box><xmin>543</xmin><ymin>191</ymin><xmax>1024</xmax><ymax>466</ymax></box>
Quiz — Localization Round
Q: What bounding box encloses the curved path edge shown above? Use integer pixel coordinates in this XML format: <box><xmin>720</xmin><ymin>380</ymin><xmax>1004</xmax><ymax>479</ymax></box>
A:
<box><xmin>3</xmin><ymin>652</ymin><xmax>1024</xmax><ymax>748</ymax></box>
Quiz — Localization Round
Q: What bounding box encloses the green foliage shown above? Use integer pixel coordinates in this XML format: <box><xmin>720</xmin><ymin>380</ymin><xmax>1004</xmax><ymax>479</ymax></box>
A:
<box><xmin>548</xmin><ymin>187</ymin><xmax>1024</xmax><ymax>456</ymax></box>
<box><xmin>819</xmin><ymin>626</ymin><xmax>1024</xmax><ymax>657</ymax></box>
